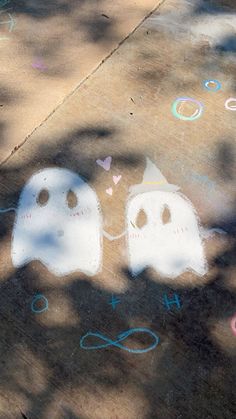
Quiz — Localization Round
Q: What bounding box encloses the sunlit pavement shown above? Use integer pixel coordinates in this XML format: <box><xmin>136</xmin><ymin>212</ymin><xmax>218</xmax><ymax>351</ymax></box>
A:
<box><xmin>0</xmin><ymin>1</ymin><xmax>235</xmax><ymax>418</ymax></box>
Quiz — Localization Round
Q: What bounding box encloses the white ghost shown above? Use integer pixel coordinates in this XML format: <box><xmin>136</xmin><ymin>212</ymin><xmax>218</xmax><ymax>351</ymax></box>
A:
<box><xmin>12</xmin><ymin>168</ymin><xmax>102</xmax><ymax>276</ymax></box>
<box><xmin>126</xmin><ymin>159</ymin><xmax>207</xmax><ymax>278</ymax></box>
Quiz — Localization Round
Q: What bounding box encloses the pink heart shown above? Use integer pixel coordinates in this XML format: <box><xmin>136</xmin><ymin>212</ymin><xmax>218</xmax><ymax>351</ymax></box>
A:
<box><xmin>96</xmin><ymin>156</ymin><xmax>112</xmax><ymax>171</ymax></box>
<box><xmin>113</xmin><ymin>175</ymin><xmax>122</xmax><ymax>185</ymax></box>
<box><xmin>106</xmin><ymin>187</ymin><xmax>113</xmax><ymax>196</ymax></box>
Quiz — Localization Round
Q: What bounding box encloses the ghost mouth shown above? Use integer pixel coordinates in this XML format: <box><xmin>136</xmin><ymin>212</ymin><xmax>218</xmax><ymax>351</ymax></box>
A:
<box><xmin>69</xmin><ymin>207</ymin><xmax>91</xmax><ymax>217</ymax></box>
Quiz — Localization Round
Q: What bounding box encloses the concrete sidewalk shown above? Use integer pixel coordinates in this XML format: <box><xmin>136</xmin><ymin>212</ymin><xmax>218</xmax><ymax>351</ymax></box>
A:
<box><xmin>0</xmin><ymin>0</ymin><xmax>235</xmax><ymax>418</ymax></box>
<box><xmin>0</xmin><ymin>0</ymin><xmax>162</xmax><ymax>161</ymax></box>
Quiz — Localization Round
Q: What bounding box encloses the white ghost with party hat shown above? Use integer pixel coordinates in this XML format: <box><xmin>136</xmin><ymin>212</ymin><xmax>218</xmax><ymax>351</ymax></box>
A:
<box><xmin>126</xmin><ymin>158</ymin><xmax>207</xmax><ymax>278</ymax></box>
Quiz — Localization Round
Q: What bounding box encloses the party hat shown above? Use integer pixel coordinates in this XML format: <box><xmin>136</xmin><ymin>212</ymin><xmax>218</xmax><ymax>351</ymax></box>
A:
<box><xmin>129</xmin><ymin>158</ymin><xmax>180</xmax><ymax>196</ymax></box>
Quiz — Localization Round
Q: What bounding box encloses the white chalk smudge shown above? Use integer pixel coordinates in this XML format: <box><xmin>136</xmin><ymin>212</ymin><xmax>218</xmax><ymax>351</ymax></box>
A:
<box><xmin>148</xmin><ymin>0</ymin><xmax>236</xmax><ymax>52</ymax></box>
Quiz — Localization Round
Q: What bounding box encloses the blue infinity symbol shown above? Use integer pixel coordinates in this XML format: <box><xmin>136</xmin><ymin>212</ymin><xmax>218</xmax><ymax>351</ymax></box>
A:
<box><xmin>80</xmin><ymin>327</ymin><xmax>159</xmax><ymax>354</ymax></box>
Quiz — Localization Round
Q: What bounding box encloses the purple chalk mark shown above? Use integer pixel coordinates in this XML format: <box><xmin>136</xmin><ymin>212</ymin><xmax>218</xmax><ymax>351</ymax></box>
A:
<box><xmin>32</xmin><ymin>59</ymin><xmax>47</xmax><ymax>71</ymax></box>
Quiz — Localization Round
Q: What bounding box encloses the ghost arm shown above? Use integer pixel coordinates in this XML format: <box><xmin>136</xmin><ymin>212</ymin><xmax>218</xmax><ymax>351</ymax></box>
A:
<box><xmin>103</xmin><ymin>229</ymin><xmax>127</xmax><ymax>241</ymax></box>
<box><xmin>0</xmin><ymin>207</ymin><xmax>16</xmax><ymax>213</ymax></box>
<box><xmin>200</xmin><ymin>227</ymin><xmax>227</xmax><ymax>239</ymax></box>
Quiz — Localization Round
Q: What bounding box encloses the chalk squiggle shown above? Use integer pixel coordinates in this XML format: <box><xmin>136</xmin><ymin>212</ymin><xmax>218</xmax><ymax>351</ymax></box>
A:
<box><xmin>0</xmin><ymin>12</ymin><xmax>15</xmax><ymax>32</ymax></box>
<box><xmin>80</xmin><ymin>327</ymin><xmax>159</xmax><ymax>354</ymax></box>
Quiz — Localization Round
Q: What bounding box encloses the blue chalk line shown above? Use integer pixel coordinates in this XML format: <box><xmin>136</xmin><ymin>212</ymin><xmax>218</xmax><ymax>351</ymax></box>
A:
<box><xmin>80</xmin><ymin>327</ymin><xmax>159</xmax><ymax>354</ymax></box>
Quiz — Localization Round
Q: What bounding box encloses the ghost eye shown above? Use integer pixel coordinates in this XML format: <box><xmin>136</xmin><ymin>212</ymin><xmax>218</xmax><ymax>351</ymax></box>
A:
<box><xmin>161</xmin><ymin>205</ymin><xmax>171</xmax><ymax>224</ymax></box>
<box><xmin>135</xmin><ymin>209</ymin><xmax>147</xmax><ymax>229</ymax></box>
<box><xmin>67</xmin><ymin>190</ymin><xmax>78</xmax><ymax>209</ymax></box>
<box><xmin>36</xmin><ymin>189</ymin><xmax>49</xmax><ymax>206</ymax></box>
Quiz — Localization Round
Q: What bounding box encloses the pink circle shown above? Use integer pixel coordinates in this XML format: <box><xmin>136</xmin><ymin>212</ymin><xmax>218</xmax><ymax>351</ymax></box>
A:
<box><xmin>230</xmin><ymin>313</ymin><xmax>236</xmax><ymax>336</ymax></box>
<box><xmin>225</xmin><ymin>97</ymin><xmax>236</xmax><ymax>111</ymax></box>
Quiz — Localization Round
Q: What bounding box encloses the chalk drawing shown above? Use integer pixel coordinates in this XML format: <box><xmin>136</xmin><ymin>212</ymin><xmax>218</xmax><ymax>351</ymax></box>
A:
<box><xmin>201</xmin><ymin>227</ymin><xmax>227</xmax><ymax>239</ymax></box>
<box><xmin>148</xmin><ymin>1</ymin><xmax>236</xmax><ymax>51</ymax></box>
<box><xmin>0</xmin><ymin>11</ymin><xmax>15</xmax><ymax>32</ymax></box>
<box><xmin>203</xmin><ymin>79</ymin><xmax>221</xmax><ymax>92</ymax></box>
<box><xmin>96</xmin><ymin>156</ymin><xmax>112</xmax><ymax>171</ymax></box>
<box><xmin>31</xmin><ymin>294</ymin><xmax>48</xmax><ymax>313</ymax></box>
<box><xmin>190</xmin><ymin>172</ymin><xmax>216</xmax><ymax>191</ymax></box>
<box><xmin>106</xmin><ymin>187</ymin><xmax>113</xmax><ymax>196</ymax></box>
<box><xmin>126</xmin><ymin>158</ymin><xmax>207</xmax><ymax>278</ymax></box>
<box><xmin>11</xmin><ymin>168</ymin><xmax>103</xmax><ymax>276</ymax></box>
<box><xmin>225</xmin><ymin>98</ymin><xmax>236</xmax><ymax>111</ymax></box>
<box><xmin>80</xmin><ymin>327</ymin><xmax>159</xmax><ymax>353</ymax></box>
<box><xmin>158</xmin><ymin>157</ymin><xmax>218</xmax><ymax>193</ymax></box>
<box><xmin>103</xmin><ymin>229</ymin><xmax>126</xmax><ymax>241</ymax></box>
<box><xmin>163</xmin><ymin>293</ymin><xmax>181</xmax><ymax>310</ymax></box>
<box><xmin>32</xmin><ymin>59</ymin><xmax>47</xmax><ymax>71</ymax></box>
<box><xmin>113</xmin><ymin>175</ymin><xmax>122</xmax><ymax>185</ymax></box>
<box><xmin>109</xmin><ymin>294</ymin><xmax>120</xmax><ymax>309</ymax></box>
<box><xmin>0</xmin><ymin>0</ymin><xmax>10</xmax><ymax>7</ymax></box>
<box><xmin>230</xmin><ymin>313</ymin><xmax>236</xmax><ymax>337</ymax></box>
<box><xmin>172</xmin><ymin>97</ymin><xmax>203</xmax><ymax>121</ymax></box>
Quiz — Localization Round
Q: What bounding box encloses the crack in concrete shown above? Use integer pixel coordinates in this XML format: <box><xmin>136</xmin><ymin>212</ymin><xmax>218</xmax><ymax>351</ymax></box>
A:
<box><xmin>0</xmin><ymin>0</ymin><xmax>167</xmax><ymax>167</ymax></box>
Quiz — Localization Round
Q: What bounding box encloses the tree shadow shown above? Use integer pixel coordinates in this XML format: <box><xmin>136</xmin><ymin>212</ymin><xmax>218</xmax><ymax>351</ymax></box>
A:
<box><xmin>120</xmin><ymin>139</ymin><xmax>236</xmax><ymax>419</ymax></box>
<box><xmin>0</xmin><ymin>0</ymin><xmax>235</xmax><ymax>417</ymax></box>
<box><xmin>137</xmin><ymin>0</ymin><xmax>236</xmax><ymax>92</ymax></box>
<box><xmin>0</xmin><ymin>128</ymin><xmax>234</xmax><ymax>418</ymax></box>
<box><xmin>2</xmin><ymin>0</ymin><xmax>119</xmax><ymax>79</ymax></box>
<box><xmin>193</xmin><ymin>0</ymin><xmax>236</xmax><ymax>15</ymax></box>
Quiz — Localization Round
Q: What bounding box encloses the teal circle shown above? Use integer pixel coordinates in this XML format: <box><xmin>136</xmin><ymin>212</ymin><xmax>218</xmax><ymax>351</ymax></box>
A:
<box><xmin>172</xmin><ymin>97</ymin><xmax>203</xmax><ymax>121</ymax></box>
<box><xmin>31</xmin><ymin>294</ymin><xmax>48</xmax><ymax>314</ymax></box>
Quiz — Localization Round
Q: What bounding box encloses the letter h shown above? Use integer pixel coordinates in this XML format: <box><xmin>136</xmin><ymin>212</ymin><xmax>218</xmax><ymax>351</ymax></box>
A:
<box><xmin>163</xmin><ymin>293</ymin><xmax>181</xmax><ymax>310</ymax></box>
